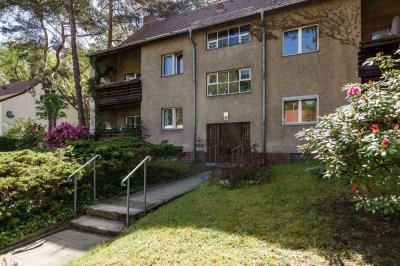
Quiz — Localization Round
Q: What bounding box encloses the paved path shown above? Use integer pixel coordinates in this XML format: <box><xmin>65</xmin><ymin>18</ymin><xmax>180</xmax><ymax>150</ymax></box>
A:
<box><xmin>1</xmin><ymin>172</ymin><xmax>209</xmax><ymax>266</ymax></box>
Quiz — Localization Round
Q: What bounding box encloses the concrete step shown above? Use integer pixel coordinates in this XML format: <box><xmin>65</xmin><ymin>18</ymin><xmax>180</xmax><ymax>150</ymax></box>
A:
<box><xmin>71</xmin><ymin>215</ymin><xmax>125</xmax><ymax>236</ymax></box>
<box><xmin>86</xmin><ymin>203</ymin><xmax>144</xmax><ymax>221</ymax></box>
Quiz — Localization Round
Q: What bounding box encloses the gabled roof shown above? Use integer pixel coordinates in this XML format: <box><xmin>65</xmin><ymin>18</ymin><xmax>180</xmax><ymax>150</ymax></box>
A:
<box><xmin>90</xmin><ymin>0</ymin><xmax>309</xmax><ymax>56</ymax></box>
<box><xmin>0</xmin><ymin>80</ymin><xmax>33</xmax><ymax>102</ymax></box>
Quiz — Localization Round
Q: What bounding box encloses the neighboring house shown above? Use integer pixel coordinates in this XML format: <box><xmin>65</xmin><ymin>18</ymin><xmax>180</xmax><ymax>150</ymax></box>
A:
<box><xmin>0</xmin><ymin>80</ymin><xmax>78</xmax><ymax>134</ymax></box>
<box><xmin>89</xmin><ymin>0</ymin><xmax>400</xmax><ymax>163</ymax></box>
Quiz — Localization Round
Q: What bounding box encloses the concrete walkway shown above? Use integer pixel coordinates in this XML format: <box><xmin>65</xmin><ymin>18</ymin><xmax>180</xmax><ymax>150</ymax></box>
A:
<box><xmin>1</xmin><ymin>171</ymin><xmax>209</xmax><ymax>266</ymax></box>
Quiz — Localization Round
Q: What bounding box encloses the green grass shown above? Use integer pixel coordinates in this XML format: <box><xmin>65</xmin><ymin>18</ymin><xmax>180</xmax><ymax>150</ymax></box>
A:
<box><xmin>69</xmin><ymin>163</ymin><xmax>400</xmax><ymax>266</ymax></box>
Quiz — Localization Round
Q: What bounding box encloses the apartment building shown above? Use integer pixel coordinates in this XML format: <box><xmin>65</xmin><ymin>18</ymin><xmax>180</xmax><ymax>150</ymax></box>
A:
<box><xmin>89</xmin><ymin>0</ymin><xmax>400</xmax><ymax>163</ymax></box>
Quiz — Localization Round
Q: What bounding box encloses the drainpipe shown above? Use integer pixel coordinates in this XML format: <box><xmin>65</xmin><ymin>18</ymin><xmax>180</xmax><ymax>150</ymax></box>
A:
<box><xmin>189</xmin><ymin>29</ymin><xmax>197</xmax><ymax>163</ymax></box>
<box><xmin>261</xmin><ymin>10</ymin><xmax>267</xmax><ymax>164</ymax></box>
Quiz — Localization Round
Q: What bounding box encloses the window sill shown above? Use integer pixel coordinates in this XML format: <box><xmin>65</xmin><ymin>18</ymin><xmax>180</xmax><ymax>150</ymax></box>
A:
<box><xmin>162</xmin><ymin>73</ymin><xmax>184</xmax><ymax>78</ymax></box>
<box><xmin>207</xmin><ymin>41</ymin><xmax>251</xmax><ymax>51</ymax></box>
<box><xmin>207</xmin><ymin>91</ymin><xmax>251</xmax><ymax>97</ymax></box>
<box><xmin>162</xmin><ymin>128</ymin><xmax>184</xmax><ymax>131</ymax></box>
<box><xmin>283</xmin><ymin>122</ymin><xmax>318</xmax><ymax>126</ymax></box>
<box><xmin>282</xmin><ymin>49</ymin><xmax>319</xmax><ymax>57</ymax></box>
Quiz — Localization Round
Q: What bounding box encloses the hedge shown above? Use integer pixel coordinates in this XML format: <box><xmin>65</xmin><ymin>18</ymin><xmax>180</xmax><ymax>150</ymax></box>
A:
<box><xmin>0</xmin><ymin>150</ymin><xmax>79</xmax><ymax>247</ymax></box>
<box><xmin>0</xmin><ymin>136</ymin><xmax>17</xmax><ymax>152</ymax></box>
<box><xmin>0</xmin><ymin>137</ymin><xmax>189</xmax><ymax>248</ymax></box>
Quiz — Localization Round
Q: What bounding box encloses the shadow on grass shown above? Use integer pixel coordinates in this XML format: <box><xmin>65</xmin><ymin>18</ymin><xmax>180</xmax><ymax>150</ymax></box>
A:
<box><xmin>131</xmin><ymin>163</ymin><xmax>400</xmax><ymax>266</ymax></box>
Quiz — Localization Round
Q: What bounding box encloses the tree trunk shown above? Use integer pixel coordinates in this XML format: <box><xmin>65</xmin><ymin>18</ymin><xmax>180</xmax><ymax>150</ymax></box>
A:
<box><xmin>107</xmin><ymin>0</ymin><xmax>113</xmax><ymax>48</ymax></box>
<box><xmin>69</xmin><ymin>0</ymin><xmax>86</xmax><ymax>125</ymax></box>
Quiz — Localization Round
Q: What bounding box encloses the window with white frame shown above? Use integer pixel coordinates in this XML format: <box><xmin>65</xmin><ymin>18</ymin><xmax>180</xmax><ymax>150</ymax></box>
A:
<box><xmin>207</xmin><ymin>25</ymin><xmax>251</xmax><ymax>50</ymax></box>
<box><xmin>283</xmin><ymin>25</ymin><xmax>318</xmax><ymax>56</ymax></box>
<box><xmin>162</xmin><ymin>108</ymin><xmax>183</xmax><ymax>129</ymax></box>
<box><xmin>282</xmin><ymin>96</ymin><xmax>318</xmax><ymax>125</ymax></box>
<box><xmin>125</xmin><ymin>73</ymin><xmax>141</xmax><ymax>80</ymax></box>
<box><xmin>207</xmin><ymin>68</ymin><xmax>251</xmax><ymax>96</ymax></box>
<box><xmin>162</xmin><ymin>53</ymin><xmax>184</xmax><ymax>76</ymax></box>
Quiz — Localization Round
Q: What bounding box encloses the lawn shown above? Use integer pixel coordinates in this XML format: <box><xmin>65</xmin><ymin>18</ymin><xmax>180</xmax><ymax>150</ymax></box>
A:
<box><xmin>69</xmin><ymin>163</ymin><xmax>400</xmax><ymax>266</ymax></box>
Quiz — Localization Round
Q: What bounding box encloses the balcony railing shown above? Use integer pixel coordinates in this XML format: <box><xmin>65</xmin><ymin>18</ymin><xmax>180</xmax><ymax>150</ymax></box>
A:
<box><xmin>358</xmin><ymin>37</ymin><xmax>400</xmax><ymax>80</ymax></box>
<box><xmin>96</xmin><ymin>79</ymin><xmax>142</xmax><ymax>107</ymax></box>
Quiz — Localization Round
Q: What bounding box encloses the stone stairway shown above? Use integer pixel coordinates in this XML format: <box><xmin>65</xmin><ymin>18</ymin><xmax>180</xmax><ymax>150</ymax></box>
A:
<box><xmin>71</xmin><ymin>171</ymin><xmax>209</xmax><ymax>236</ymax></box>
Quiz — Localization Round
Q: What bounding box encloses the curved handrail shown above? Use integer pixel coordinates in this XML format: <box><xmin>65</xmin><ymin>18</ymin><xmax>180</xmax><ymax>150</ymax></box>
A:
<box><xmin>68</xmin><ymin>154</ymin><xmax>101</xmax><ymax>180</ymax></box>
<box><xmin>121</xmin><ymin>156</ymin><xmax>152</xmax><ymax>186</ymax></box>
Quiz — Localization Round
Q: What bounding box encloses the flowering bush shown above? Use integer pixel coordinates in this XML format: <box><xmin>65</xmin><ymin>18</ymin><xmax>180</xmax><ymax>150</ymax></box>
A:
<box><xmin>297</xmin><ymin>50</ymin><xmax>400</xmax><ymax>215</ymax></box>
<box><xmin>44</xmin><ymin>122</ymin><xmax>90</xmax><ymax>149</ymax></box>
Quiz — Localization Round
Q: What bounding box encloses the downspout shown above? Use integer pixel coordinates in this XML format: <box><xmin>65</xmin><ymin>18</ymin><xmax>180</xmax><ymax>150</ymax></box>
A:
<box><xmin>189</xmin><ymin>29</ymin><xmax>197</xmax><ymax>163</ymax></box>
<box><xmin>261</xmin><ymin>10</ymin><xmax>267</xmax><ymax>164</ymax></box>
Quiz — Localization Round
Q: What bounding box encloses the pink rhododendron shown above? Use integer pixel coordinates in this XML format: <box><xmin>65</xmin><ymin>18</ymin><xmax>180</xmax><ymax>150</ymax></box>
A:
<box><xmin>44</xmin><ymin>122</ymin><xmax>90</xmax><ymax>149</ymax></box>
<box><xmin>347</xmin><ymin>86</ymin><xmax>361</xmax><ymax>97</ymax></box>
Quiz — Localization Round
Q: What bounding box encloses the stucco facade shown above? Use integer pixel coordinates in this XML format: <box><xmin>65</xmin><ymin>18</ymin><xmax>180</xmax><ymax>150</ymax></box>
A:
<box><xmin>92</xmin><ymin>0</ymin><xmax>399</xmax><ymax>162</ymax></box>
<box><xmin>0</xmin><ymin>84</ymin><xmax>78</xmax><ymax>134</ymax></box>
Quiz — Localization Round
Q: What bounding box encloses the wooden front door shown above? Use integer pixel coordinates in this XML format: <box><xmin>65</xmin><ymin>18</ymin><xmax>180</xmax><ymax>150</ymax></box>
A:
<box><xmin>206</xmin><ymin>122</ymin><xmax>250</xmax><ymax>163</ymax></box>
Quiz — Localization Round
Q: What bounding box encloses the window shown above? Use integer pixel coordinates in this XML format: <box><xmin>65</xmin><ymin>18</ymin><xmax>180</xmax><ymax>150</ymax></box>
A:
<box><xmin>282</xmin><ymin>95</ymin><xmax>318</xmax><ymax>125</ymax></box>
<box><xmin>162</xmin><ymin>108</ymin><xmax>183</xmax><ymax>129</ymax></box>
<box><xmin>207</xmin><ymin>68</ymin><xmax>251</xmax><ymax>96</ymax></box>
<box><xmin>162</xmin><ymin>53</ymin><xmax>184</xmax><ymax>76</ymax></box>
<box><xmin>372</xmin><ymin>27</ymin><xmax>392</xmax><ymax>40</ymax></box>
<box><xmin>125</xmin><ymin>116</ymin><xmax>140</xmax><ymax>128</ymax></box>
<box><xmin>283</xmin><ymin>25</ymin><xmax>318</xmax><ymax>56</ymax></box>
<box><xmin>125</xmin><ymin>73</ymin><xmax>141</xmax><ymax>80</ymax></box>
<box><xmin>207</xmin><ymin>25</ymin><xmax>251</xmax><ymax>50</ymax></box>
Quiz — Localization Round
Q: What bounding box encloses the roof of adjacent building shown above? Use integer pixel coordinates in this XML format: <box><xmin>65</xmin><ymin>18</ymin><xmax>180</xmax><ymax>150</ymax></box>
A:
<box><xmin>0</xmin><ymin>80</ymin><xmax>33</xmax><ymax>102</ymax></box>
<box><xmin>91</xmin><ymin>0</ymin><xmax>309</xmax><ymax>56</ymax></box>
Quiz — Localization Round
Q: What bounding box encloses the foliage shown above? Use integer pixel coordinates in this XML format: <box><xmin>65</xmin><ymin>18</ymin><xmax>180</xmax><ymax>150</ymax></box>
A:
<box><xmin>0</xmin><ymin>150</ymin><xmax>80</xmax><ymax>247</ymax></box>
<box><xmin>4</xmin><ymin>118</ymin><xmax>45</xmax><ymax>150</ymax></box>
<box><xmin>0</xmin><ymin>41</ymin><xmax>31</xmax><ymax>83</ymax></box>
<box><xmin>36</xmin><ymin>91</ymin><xmax>68</xmax><ymax>130</ymax></box>
<box><xmin>69</xmin><ymin>137</ymin><xmax>186</xmax><ymax>194</ymax></box>
<box><xmin>210</xmin><ymin>145</ymin><xmax>268</xmax><ymax>188</ymax></box>
<box><xmin>69</xmin><ymin>163</ymin><xmax>400</xmax><ymax>266</ymax></box>
<box><xmin>297</xmin><ymin>51</ymin><xmax>400</xmax><ymax>215</ymax></box>
<box><xmin>0</xmin><ymin>136</ymin><xmax>16</xmax><ymax>152</ymax></box>
<box><xmin>44</xmin><ymin>122</ymin><xmax>90</xmax><ymax>149</ymax></box>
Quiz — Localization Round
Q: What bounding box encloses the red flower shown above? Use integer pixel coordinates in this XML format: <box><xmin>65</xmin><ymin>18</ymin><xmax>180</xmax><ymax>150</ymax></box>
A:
<box><xmin>370</xmin><ymin>124</ymin><xmax>379</xmax><ymax>133</ymax></box>
<box><xmin>351</xmin><ymin>183</ymin><xmax>359</xmax><ymax>193</ymax></box>
<box><xmin>381</xmin><ymin>138</ymin><xmax>390</xmax><ymax>147</ymax></box>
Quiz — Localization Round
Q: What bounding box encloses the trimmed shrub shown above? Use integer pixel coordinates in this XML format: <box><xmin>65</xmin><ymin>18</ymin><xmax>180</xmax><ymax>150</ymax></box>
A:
<box><xmin>0</xmin><ymin>150</ymin><xmax>79</xmax><ymax>247</ymax></box>
<box><xmin>44</xmin><ymin>122</ymin><xmax>90</xmax><ymax>149</ymax></box>
<box><xmin>69</xmin><ymin>137</ymin><xmax>186</xmax><ymax>196</ymax></box>
<box><xmin>0</xmin><ymin>136</ymin><xmax>17</xmax><ymax>152</ymax></box>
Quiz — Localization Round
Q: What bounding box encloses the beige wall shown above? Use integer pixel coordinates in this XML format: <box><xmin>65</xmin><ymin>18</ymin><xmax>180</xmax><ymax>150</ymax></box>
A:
<box><xmin>194</xmin><ymin>19</ymin><xmax>263</xmax><ymax>152</ymax></box>
<box><xmin>0</xmin><ymin>84</ymin><xmax>78</xmax><ymax>134</ymax></box>
<box><xmin>100</xmin><ymin>0</ymin><xmax>362</xmax><ymax>155</ymax></box>
<box><xmin>141</xmin><ymin>36</ymin><xmax>194</xmax><ymax>151</ymax></box>
<box><xmin>264</xmin><ymin>0</ymin><xmax>361</xmax><ymax>153</ymax></box>
<box><xmin>362</xmin><ymin>0</ymin><xmax>400</xmax><ymax>41</ymax></box>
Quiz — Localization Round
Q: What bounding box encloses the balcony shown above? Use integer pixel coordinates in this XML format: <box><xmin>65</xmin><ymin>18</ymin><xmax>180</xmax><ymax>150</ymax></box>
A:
<box><xmin>358</xmin><ymin>37</ymin><xmax>400</xmax><ymax>80</ymax></box>
<box><xmin>95</xmin><ymin>79</ymin><xmax>142</xmax><ymax>107</ymax></box>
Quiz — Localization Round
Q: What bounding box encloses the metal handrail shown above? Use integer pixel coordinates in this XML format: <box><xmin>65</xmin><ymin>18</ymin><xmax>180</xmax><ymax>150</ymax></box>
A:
<box><xmin>121</xmin><ymin>156</ymin><xmax>152</xmax><ymax>226</ymax></box>
<box><xmin>231</xmin><ymin>145</ymin><xmax>245</xmax><ymax>163</ymax></box>
<box><xmin>68</xmin><ymin>154</ymin><xmax>101</xmax><ymax>215</ymax></box>
<box><xmin>206</xmin><ymin>145</ymin><xmax>217</xmax><ymax>164</ymax></box>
